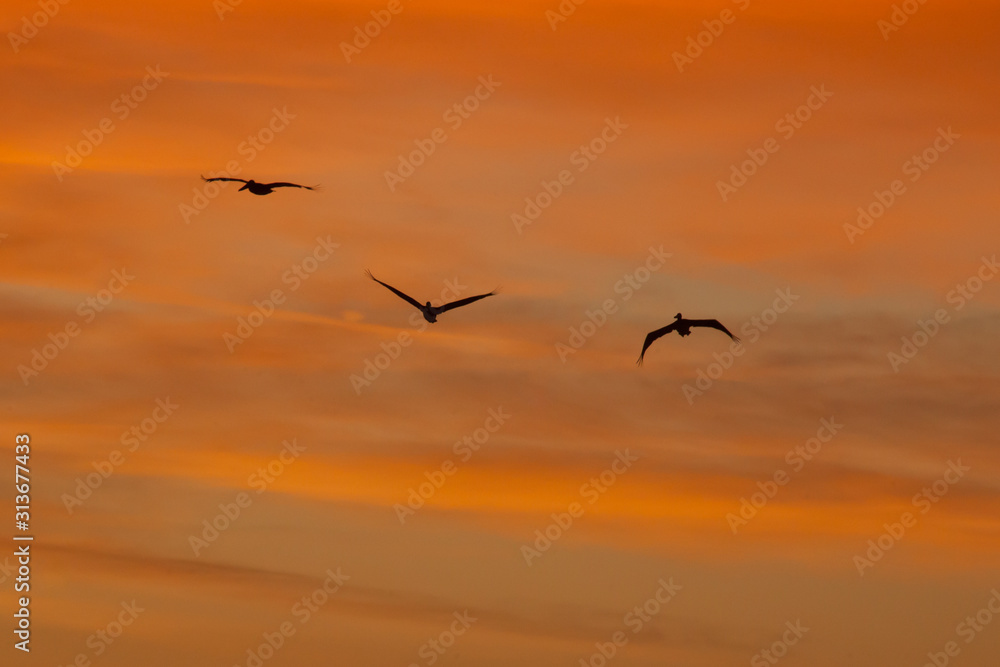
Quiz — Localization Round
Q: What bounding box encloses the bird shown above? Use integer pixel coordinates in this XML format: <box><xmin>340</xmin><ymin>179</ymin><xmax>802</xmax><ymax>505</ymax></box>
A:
<box><xmin>200</xmin><ymin>176</ymin><xmax>319</xmax><ymax>195</ymax></box>
<box><xmin>637</xmin><ymin>313</ymin><xmax>741</xmax><ymax>366</ymax></box>
<box><xmin>365</xmin><ymin>270</ymin><xmax>497</xmax><ymax>323</ymax></box>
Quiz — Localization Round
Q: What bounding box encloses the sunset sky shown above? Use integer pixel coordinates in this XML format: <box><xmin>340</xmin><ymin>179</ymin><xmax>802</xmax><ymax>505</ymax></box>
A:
<box><xmin>2</xmin><ymin>1</ymin><xmax>999</xmax><ymax>665</ymax></box>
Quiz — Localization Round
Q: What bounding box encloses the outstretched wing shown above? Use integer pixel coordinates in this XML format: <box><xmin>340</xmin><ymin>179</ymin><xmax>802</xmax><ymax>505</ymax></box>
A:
<box><xmin>201</xmin><ymin>175</ymin><xmax>248</xmax><ymax>184</ymax></box>
<box><xmin>438</xmin><ymin>289</ymin><xmax>498</xmax><ymax>313</ymax></box>
<box><xmin>689</xmin><ymin>319</ymin><xmax>741</xmax><ymax>342</ymax></box>
<box><xmin>265</xmin><ymin>182</ymin><xmax>317</xmax><ymax>190</ymax></box>
<box><xmin>636</xmin><ymin>322</ymin><xmax>680</xmax><ymax>366</ymax></box>
<box><xmin>365</xmin><ymin>270</ymin><xmax>423</xmax><ymax>310</ymax></box>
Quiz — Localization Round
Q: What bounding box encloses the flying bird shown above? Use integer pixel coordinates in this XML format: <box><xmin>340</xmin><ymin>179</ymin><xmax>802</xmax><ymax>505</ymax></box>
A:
<box><xmin>637</xmin><ymin>313</ymin><xmax>741</xmax><ymax>366</ymax></box>
<box><xmin>366</xmin><ymin>270</ymin><xmax>497</xmax><ymax>323</ymax></box>
<box><xmin>200</xmin><ymin>176</ymin><xmax>319</xmax><ymax>195</ymax></box>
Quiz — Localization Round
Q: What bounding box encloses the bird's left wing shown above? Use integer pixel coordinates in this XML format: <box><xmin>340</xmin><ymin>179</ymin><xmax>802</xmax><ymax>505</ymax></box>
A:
<box><xmin>365</xmin><ymin>270</ymin><xmax>424</xmax><ymax>310</ymax></box>
<box><xmin>636</xmin><ymin>322</ymin><xmax>679</xmax><ymax>366</ymax></box>
<box><xmin>201</xmin><ymin>175</ymin><xmax>248</xmax><ymax>183</ymax></box>
<box><xmin>690</xmin><ymin>319</ymin><xmax>741</xmax><ymax>342</ymax></box>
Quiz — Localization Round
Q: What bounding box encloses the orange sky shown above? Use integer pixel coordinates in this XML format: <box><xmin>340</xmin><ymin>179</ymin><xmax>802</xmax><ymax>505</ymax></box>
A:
<box><xmin>2</xmin><ymin>1</ymin><xmax>999</xmax><ymax>665</ymax></box>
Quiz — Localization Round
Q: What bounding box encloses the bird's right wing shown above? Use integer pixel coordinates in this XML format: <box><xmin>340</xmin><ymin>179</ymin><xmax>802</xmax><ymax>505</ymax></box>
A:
<box><xmin>689</xmin><ymin>319</ymin><xmax>741</xmax><ymax>343</ymax></box>
<box><xmin>267</xmin><ymin>182</ymin><xmax>317</xmax><ymax>190</ymax></box>
<box><xmin>365</xmin><ymin>270</ymin><xmax>423</xmax><ymax>310</ymax></box>
<box><xmin>438</xmin><ymin>289</ymin><xmax>498</xmax><ymax>313</ymax></box>
<box><xmin>201</xmin><ymin>175</ymin><xmax>248</xmax><ymax>183</ymax></box>
<box><xmin>636</xmin><ymin>322</ymin><xmax>679</xmax><ymax>366</ymax></box>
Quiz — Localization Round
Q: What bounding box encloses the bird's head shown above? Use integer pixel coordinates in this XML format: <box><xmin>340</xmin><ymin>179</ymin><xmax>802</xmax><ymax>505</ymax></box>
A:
<box><xmin>425</xmin><ymin>301</ymin><xmax>432</xmax><ymax>308</ymax></box>
<box><xmin>674</xmin><ymin>312</ymin><xmax>682</xmax><ymax>320</ymax></box>
<box><xmin>238</xmin><ymin>180</ymin><xmax>255</xmax><ymax>191</ymax></box>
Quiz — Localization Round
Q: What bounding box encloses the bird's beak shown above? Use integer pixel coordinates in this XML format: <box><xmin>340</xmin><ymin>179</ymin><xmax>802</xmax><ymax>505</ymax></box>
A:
<box><xmin>238</xmin><ymin>183</ymin><xmax>248</xmax><ymax>191</ymax></box>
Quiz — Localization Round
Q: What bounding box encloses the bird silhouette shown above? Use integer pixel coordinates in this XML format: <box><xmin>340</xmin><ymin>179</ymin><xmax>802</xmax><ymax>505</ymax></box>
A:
<box><xmin>366</xmin><ymin>270</ymin><xmax>497</xmax><ymax>323</ymax></box>
<box><xmin>637</xmin><ymin>313</ymin><xmax>741</xmax><ymax>366</ymax></box>
<box><xmin>200</xmin><ymin>176</ymin><xmax>319</xmax><ymax>195</ymax></box>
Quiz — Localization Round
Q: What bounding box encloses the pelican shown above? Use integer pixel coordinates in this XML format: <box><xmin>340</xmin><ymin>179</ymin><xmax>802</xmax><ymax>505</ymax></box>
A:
<box><xmin>637</xmin><ymin>313</ymin><xmax>740</xmax><ymax>366</ymax></box>
<box><xmin>200</xmin><ymin>176</ymin><xmax>319</xmax><ymax>195</ymax></box>
<box><xmin>366</xmin><ymin>270</ymin><xmax>497</xmax><ymax>323</ymax></box>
